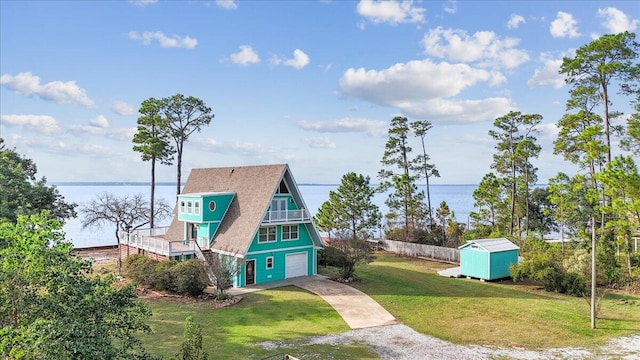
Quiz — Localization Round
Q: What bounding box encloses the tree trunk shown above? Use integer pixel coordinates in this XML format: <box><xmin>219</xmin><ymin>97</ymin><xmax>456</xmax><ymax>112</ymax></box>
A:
<box><xmin>591</xmin><ymin>218</ymin><xmax>596</xmax><ymax>329</ymax></box>
<box><xmin>150</xmin><ymin>155</ymin><xmax>155</xmax><ymax>228</ymax></box>
<box><xmin>116</xmin><ymin>226</ymin><xmax>122</xmax><ymax>276</ymax></box>
<box><xmin>176</xmin><ymin>144</ymin><xmax>183</xmax><ymax>197</ymax></box>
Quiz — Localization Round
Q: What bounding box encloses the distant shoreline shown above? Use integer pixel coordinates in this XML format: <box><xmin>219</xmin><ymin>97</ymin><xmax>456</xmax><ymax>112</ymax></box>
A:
<box><xmin>52</xmin><ymin>182</ymin><xmax>489</xmax><ymax>187</ymax></box>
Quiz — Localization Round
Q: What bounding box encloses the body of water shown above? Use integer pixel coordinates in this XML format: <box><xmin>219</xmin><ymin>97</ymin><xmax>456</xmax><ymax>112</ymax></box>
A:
<box><xmin>56</xmin><ymin>183</ymin><xmax>477</xmax><ymax>248</ymax></box>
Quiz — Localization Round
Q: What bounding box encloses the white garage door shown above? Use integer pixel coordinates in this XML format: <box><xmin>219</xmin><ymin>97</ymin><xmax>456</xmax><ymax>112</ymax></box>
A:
<box><xmin>285</xmin><ymin>253</ymin><xmax>308</xmax><ymax>279</ymax></box>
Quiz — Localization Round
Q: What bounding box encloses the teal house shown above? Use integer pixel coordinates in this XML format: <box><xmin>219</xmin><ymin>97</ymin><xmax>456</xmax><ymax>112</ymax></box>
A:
<box><xmin>458</xmin><ymin>238</ymin><xmax>519</xmax><ymax>280</ymax></box>
<box><xmin>163</xmin><ymin>164</ymin><xmax>323</xmax><ymax>288</ymax></box>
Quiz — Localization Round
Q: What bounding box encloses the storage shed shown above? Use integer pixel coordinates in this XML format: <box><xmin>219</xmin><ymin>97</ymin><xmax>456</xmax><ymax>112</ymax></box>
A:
<box><xmin>458</xmin><ymin>238</ymin><xmax>519</xmax><ymax>280</ymax></box>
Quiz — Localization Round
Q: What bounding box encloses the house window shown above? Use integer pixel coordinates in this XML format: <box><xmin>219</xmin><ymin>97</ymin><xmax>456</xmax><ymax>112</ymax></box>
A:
<box><xmin>209</xmin><ymin>201</ymin><xmax>216</xmax><ymax>212</ymax></box>
<box><xmin>194</xmin><ymin>201</ymin><xmax>200</xmax><ymax>215</ymax></box>
<box><xmin>187</xmin><ymin>201</ymin><xmax>192</xmax><ymax>214</ymax></box>
<box><xmin>180</xmin><ymin>201</ymin><xmax>185</xmax><ymax>213</ymax></box>
<box><xmin>258</xmin><ymin>226</ymin><xmax>276</xmax><ymax>243</ymax></box>
<box><xmin>282</xmin><ymin>225</ymin><xmax>298</xmax><ymax>241</ymax></box>
<box><xmin>266</xmin><ymin>256</ymin><xmax>274</xmax><ymax>270</ymax></box>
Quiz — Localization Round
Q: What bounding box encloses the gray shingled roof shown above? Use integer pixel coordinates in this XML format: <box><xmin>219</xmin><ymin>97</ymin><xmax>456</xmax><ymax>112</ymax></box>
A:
<box><xmin>164</xmin><ymin>164</ymin><xmax>321</xmax><ymax>257</ymax></box>
<box><xmin>459</xmin><ymin>238</ymin><xmax>519</xmax><ymax>253</ymax></box>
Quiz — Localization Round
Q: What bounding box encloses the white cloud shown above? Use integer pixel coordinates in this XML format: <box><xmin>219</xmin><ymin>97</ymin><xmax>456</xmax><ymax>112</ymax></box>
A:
<box><xmin>128</xmin><ymin>31</ymin><xmax>198</xmax><ymax>49</ymax></box>
<box><xmin>195</xmin><ymin>138</ymin><xmax>301</xmax><ymax>162</ymax></box>
<box><xmin>597</xmin><ymin>7</ymin><xmax>639</xmax><ymax>34</ymax></box>
<box><xmin>90</xmin><ymin>115</ymin><xmax>110</xmax><ymax>128</ymax></box>
<box><xmin>507</xmin><ymin>14</ymin><xmax>525</xmax><ymax>29</ymax></box>
<box><xmin>422</xmin><ymin>27</ymin><xmax>530</xmax><ymax>69</ymax></box>
<box><xmin>111</xmin><ymin>100</ymin><xmax>137</xmax><ymax>116</ymax></box>
<box><xmin>272</xmin><ymin>49</ymin><xmax>310</xmax><ymax>69</ymax></box>
<box><xmin>340</xmin><ymin>59</ymin><xmax>492</xmax><ymax>104</ymax></box>
<box><xmin>397</xmin><ymin>97</ymin><xmax>514</xmax><ymax>123</ymax></box>
<box><xmin>527</xmin><ymin>53</ymin><xmax>566</xmax><ymax>89</ymax></box>
<box><xmin>216</xmin><ymin>0</ymin><xmax>238</xmax><ymax>10</ymax></box>
<box><xmin>0</xmin><ymin>72</ymin><xmax>95</xmax><ymax>108</ymax></box>
<box><xmin>550</xmin><ymin>11</ymin><xmax>580</xmax><ymax>38</ymax></box>
<box><xmin>442</xmin><ymin>1</ymin><xmax>456</xmax><ymax>14</ymax></box>
<box><xmin>0</xmin><ymin>114</ymin><xmax>61</xmax><ymax>134</ymax></box>
<box><xmin>356</xmin><ymin>0</ymin><xmax>425</xmax><ymax>25</ymax></box>
<box><xmin>130</xmin><ymin>0</ymin><xmax>157</xmax><ymax>6</ymax></box>
<box><xmin>297</xmin><ymin>118</ymin><xmax>387</xmax><ymax>137</ymax></box>
<box><xmin>230</xmin><ymin>45</ymin><xmax>260</xmax><ymax>66</ymax></box>
<box><xmin>303</xmin><ymin>136</ymin><xmax>337</xmax><ymax>149</ymax></box>
<box><xmin>285</xmin><ymin>49</ymin><xmax>310</xmax><ymax>69</ymax></box>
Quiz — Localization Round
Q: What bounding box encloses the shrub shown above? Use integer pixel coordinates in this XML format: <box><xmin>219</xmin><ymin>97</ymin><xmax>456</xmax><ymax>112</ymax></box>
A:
<box><xmin>171</xmin><ymin>260</ymin><xmax>210</xmax><ymax>296</ymax></box>
<box><xmin>511</xmin><ymin>250</ymin><xmax>587</xmax><ymax>297</ymax></box>
<box><xmin>123</xmin><ymin>254</ymin><xmax>158</xmax><ymax>286</ymax></box>
<box><xmin>124</xmin><ymin>255</ymin><xmax>209</xmax><ymax>296</ymax></box>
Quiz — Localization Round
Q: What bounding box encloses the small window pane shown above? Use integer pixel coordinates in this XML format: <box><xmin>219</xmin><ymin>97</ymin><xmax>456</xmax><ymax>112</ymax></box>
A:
<box><xmin>187</xmin><ymin>201</ymin><xmax>192</xmax><ymax>214</ymax></box>
<box><xmin>266</xmin><ymin>257</ymin><xmax>274</xmax><ymax>269</ymax></box>
<box><xmin>209</xmin><ymin>201</ymin><xmax>216</xmax><ymax>211</ymax></box>
<box><xmin>180</xmin><ymin>201</ymin><xmax>185</xmax><ymax>213</ymax></box>
<box><xmin>194</xmin><ymin>202</ymin><xmax>200</xmax><ymax>215</ymax></box>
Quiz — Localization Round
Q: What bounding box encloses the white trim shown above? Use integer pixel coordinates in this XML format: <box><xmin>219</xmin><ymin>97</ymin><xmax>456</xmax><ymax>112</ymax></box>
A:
<box><xmin>258</xmin><ymin>226</ymin><xmax>277</xmax><ymax>243</ymax></box>
<box><xmin>281</xmin><ymin>224</ymin><xmax>299</xmax><ymax>241</ymax></box>
<box><xmin>246</xmin><ymin>245</ymin><xmax>313</xmax><ymax>256</ymax></box>
<box><xmin>266</xmin><ymin>256</ymin><xmax>274</xmax><ymax>270</ymax></box>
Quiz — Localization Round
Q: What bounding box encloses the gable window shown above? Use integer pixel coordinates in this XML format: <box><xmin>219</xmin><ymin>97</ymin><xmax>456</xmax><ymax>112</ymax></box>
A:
<box><xmin>258</xmin><ymin>226</ymin><xmax>276</xmax><ymax>243</ymax></box>
<box><xmin>187</xmin><ymin>201</ymin><xmax>192</xmax><ymax>214</ymax></box>
<box><xmin>209</xmin><ymin>201</ymin><xmax>216</xmax><ymax>212</ymax></box>
<box><xmin>180</xmin><ymin>201</ymin><xmax>185</xmax><ymax>213</ymax></box>
<box><xmin>276</xmin><ymin>179</ymin><xmax>290</xmax><ymax>194</ymax></box>
<box><xmin>282</xmin><ymin>225</ymin><xmax>298</xmax><ymax>241</ymax></box>
<box><xmin>194</xmin><ymin>201</ymin><xmax>200</xmax><ymax>215</ymax></box>
<box><xmin>266</xmin><ymin>256</ymin><xmax>274</xmax><ymax>270</ymax></box>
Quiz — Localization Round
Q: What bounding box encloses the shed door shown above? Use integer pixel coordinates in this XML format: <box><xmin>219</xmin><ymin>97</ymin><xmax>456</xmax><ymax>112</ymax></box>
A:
<box><xmin>285</xmin><ymin>253</ymin><xmax>307</xmax><ymax>279</ymax></box>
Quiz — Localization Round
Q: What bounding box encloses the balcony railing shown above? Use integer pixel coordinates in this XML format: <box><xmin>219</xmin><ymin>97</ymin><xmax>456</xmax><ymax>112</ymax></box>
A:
<box><xmin>262</xmin><ymin>209</ymin><xmax>311</xmax><ymax>224</ymax></box>
<box><xmin>120</xmin><ymin>227</ymin><xmax>199</xmax><ymax>257</ymax></box>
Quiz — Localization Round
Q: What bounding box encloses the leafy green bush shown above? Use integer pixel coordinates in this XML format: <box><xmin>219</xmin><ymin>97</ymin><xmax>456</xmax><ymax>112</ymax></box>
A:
<box><xmin>171</xmin><ymin>260</ymin><xmax>210</xmax><ymax>296</ymax></box>
<box><xmin>123</xmin><ymin>255</ymin><xmax>208</xmax><ymax>296</ymax></box>
<box><xmin>123</xmin><ymin>254</ymin><xmax>157</xmax><ymax>286</ymax></box>
<box><xmin>511</xmin><ymin>250</ymin><xmax>587</xmax><ymax>297</ymax></box>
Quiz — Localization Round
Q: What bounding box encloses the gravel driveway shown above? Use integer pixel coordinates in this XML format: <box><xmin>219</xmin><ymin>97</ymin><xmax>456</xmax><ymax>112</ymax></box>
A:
<box><xmin>260</xmin><ymin>324</ymin><xmax>640</xmax><ymax>359</ymax></box>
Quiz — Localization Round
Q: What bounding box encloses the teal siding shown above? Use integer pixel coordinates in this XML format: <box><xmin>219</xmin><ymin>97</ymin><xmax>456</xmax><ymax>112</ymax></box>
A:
<box><xmin>460</xmin><ymin>248</ymin><xmax>489</xmax><ymax>279</ymax></box>
<box><xmin>202</xmin><ymin>194</ymin><xmax>234</xmax><ymax>222</ymax></box>
<box><xmin>248</xmin><ymin>224</ymin><xmax>312</xmax><ymax>253</ymax></box>
<box><xmin>177</xmin><ymin>196</ymin><xmax>203</xmax><ymax>222</ymax></box>
<box><xmin>237</xmin><ymin>222</ymin><xmax>316</xmax><ymax>287</ymax></box>
<box><xmin>489</xmin><ymin>251</ymin><xmax>518</xmax><ymax>280</ymax></box>
<box><xmin>242</xmin><ymin>248</ymin><xmax>315</xmax><ymax>286</ymax></box>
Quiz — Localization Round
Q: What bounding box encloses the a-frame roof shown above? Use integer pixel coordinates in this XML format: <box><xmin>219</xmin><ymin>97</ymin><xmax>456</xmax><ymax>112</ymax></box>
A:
<box><xmin>164</xmin><ymin>164</ymin><xmax>321</xmax><ymax>257</ymax></box>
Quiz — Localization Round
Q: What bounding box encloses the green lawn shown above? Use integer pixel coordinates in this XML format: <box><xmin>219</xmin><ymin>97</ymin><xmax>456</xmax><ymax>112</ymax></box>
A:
<box><xmin>337</xmin><ymin>252</ymin><xmax>640</xmax><ymax>349</ymax></box>
<box><xmin>140</xmin><ymin>286</ymin><xmax>377</xmax><ymax>359</ymax></box>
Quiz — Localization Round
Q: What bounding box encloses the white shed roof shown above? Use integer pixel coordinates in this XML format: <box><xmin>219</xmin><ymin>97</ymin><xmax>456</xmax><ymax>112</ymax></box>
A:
<box><xmin>459</xmin><ymin>238</ymin><xmax>519</xmax><ymax>252</ymax></box>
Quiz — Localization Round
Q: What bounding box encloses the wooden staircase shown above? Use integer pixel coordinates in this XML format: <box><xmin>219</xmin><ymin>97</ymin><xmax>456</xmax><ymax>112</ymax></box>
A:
<box><xmin>193</xmin><ymin>242</ymin><xmax>217</xmax><ymax>285</ymax></box>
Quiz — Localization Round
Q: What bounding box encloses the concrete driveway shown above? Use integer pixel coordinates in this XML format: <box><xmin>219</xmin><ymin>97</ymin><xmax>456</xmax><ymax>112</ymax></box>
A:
<box><xmin>226</xmin><ymin>276</ymin><xmax>397</xmax><ymax>329</ymax></box>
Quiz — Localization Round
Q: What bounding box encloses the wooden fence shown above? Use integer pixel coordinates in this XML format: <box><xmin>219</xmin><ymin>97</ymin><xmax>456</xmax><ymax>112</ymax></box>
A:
<box><xmin>379</xmin><ymin>239</ymin><xmax>460</xmax><ymax>263</ymax></box>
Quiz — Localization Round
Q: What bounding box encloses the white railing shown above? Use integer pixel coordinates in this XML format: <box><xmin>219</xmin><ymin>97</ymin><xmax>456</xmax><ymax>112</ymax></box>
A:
<box><xmin>121</xmin><ymin>227</ymin><xmax>196</xmax><ymax>257</ymax></box>
<box><xmin>262</xmin><ymin>209</ymin><xmax>311</xmax><ymax>224</ymax></box>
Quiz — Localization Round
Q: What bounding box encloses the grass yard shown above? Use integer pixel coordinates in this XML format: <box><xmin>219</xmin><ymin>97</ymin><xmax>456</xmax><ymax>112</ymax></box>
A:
<box><xmin>331</xmin><ymin>252</ymin><xmax>640</xmax><ymax>349</ymax></box>
<box><xmin>139</xmin><ymin>286</ymin><xmax>377</xmax><ymax>359</ymax></box>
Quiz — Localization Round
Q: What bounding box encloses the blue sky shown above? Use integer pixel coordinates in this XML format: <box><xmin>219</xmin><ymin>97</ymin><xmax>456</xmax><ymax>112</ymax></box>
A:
<box><xmin>1</xmin><ymin>1</ymin><xmax>638</xmax><ymax>185</ymax></box>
